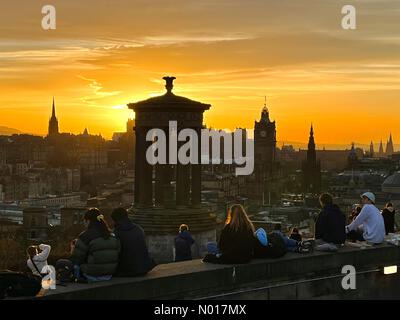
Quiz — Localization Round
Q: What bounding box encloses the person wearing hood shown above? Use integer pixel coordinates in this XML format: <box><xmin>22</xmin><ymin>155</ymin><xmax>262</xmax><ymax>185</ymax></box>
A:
<box><xmin>381</xmin><ymin>202</ymin><xmax>396</xmax><ymax>235</ymax></box>
<box><xmin>314</xmin><ymin>193</ymin><xmax>346</xmax><ymax>251</ymax></box>
<box><xmin>174</xmin><ymin>224</ymin><xmax>195</xmax><ymax>262</ymax></box>
<box><xmin>111</xmin><ymin>207</ymin><xmax>156</xmax><ymax>276</ymax></box>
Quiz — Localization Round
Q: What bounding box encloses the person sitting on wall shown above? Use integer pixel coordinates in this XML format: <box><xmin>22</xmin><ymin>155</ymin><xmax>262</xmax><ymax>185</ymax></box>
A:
<box><xmin>70</xmin><ymin>208</ymin><xmax>120</xmax><ymax>283</ymax></box>
<box><xmin>26</xmin><ymin>244</ymin><xmax>51</xmax><ymax>277</ymax></box>
<box><xmin>203</xmin><ymin>204</ymin><xmax>255</xmax><ymax>264</ymax></box>
<box><xmin>381</xmin><ymin>202</ymin><xmax>397</xmax><ymax>235</ymax></box>
<box><xmin>174</xmin><ymin>224</ymin><xmax>195</xmax><ymax>262</ymax></box>
<box><xmin>111</xmin><ymin>207</ymin><xmax>156</xmax><ymax>276</ymax></box>
<box><xmin>314</xmin><ymin>193</ymin><xmax>346</xmax><ymax>252</ymax></box>
<box><xmin>346</xmin><ymin>192</ymin><xmax>385</xmax><ymax>244</ymax></box>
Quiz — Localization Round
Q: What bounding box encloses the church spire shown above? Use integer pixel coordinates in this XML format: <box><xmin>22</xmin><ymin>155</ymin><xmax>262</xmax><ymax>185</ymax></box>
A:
<box><xmin>386</xmin><ymin>133</ymin><xmax>394</xmax><ymax>156</ymax></box>
<box><xmin>302</xmin><ymin>123</ymin><xmax>321</xmax><ymax>193</ymax></box>
<box><xmin>48</xmin><ymin>97</ymin><xmax>59</xmax><ymax>137</ymax></box>
<box><xmin>51</xmin><ymin>97</ymin><xmax>56</xmax><ymax>118</ymax></box>
<box><xmin>307</xmin><ymin>123</ymin><xmax>316</xmax><ymax>163</ymax></box>
<box><xmin>379</xmin><ymin>139</ymin><xmax>384</xmax><ymax>157</ymax></box>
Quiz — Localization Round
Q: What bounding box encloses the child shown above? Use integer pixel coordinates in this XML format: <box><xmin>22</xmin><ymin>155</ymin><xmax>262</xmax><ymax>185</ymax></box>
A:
<box><xmin>26</xmin><ymin>244</ymin><xmax>51</xmax><ymax>276</ymax></box>
<box><xmin>174</xmin><ymin>224</ymin><xmax>195</xmax><ymax>262</ymax></box>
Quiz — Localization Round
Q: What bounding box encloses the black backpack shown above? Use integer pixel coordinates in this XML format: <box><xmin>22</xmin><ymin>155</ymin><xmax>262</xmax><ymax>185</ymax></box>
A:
<box><xmin>0</xmin><ymin>270</ymin><xmax>42</xmax><ymax>299</ymax></box>
<box><xmin>266</xmin><ymin>232</ymin><xmax>287</xmax><ymax>258</ymax></box>
<box><xmin>55</xmin><ymin>259</ymin><xmax>75</xmax><ymax>283</ymax></box>
<box><xmin>253</xmin><ymin>232</ymin><xmax>287</xmax><ymax>259</ymax></box>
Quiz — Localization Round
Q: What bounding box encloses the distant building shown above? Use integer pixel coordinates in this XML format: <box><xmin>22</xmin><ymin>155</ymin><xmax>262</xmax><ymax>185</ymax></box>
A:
<box><xmin>60</xmin><ymin>207</ymin><xmax>87</xmax><ymax>229</ymax></box>
<box><xmin>302</xmin><ymin>125</ymin><xmax>321</xmax><ymax>193</ymax></box>
<box><xmin>378</xmin><ymin>140</ymin><xmax>385</xmax><ymax>158</ymax></box>
<box><xmin>48</xmin><ymin>97</ymin><xmax>59</xmax><ymax>137</ymax></box>
<box><xmin>23</xmin><ymin>207</ymin><xmax>49</xmax><ymax>241</ymax></box>
<box><xmin>254</xmin><ymin>102</ymin><xmax>277</xmax><ymax>199</ymax></box>
<box><xmin>386</xmin><ymin>133</ymin><xmax>394</xmax><ymax>157</ymax></box>
<box><xmin>369</xmin><ymin>141</ymin><xmax>374</xmax><ymax>158</ymax></box>
<box><xmin>348</xmin><ymin>143</ymin><xmax>358</xmax><ymax>169</ymax></box>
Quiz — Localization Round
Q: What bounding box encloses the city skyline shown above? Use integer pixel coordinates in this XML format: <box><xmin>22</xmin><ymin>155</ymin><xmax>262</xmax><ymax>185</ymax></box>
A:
<box><xmin>1</xmin><ymin>97</ymin><xmax>397</xmax><ymax>152</ymax></box>
<box><xmin>1</xmin><ymin>1</ymin><xmax>400</xmax><ymax>145</ymax></box>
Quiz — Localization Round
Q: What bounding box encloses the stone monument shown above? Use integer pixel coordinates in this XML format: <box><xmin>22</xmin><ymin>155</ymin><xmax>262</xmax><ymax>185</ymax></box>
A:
<box><xmin>127</xmin><ymin>77</ymin><xmax>217</xmax><ymax>262</ymax></box>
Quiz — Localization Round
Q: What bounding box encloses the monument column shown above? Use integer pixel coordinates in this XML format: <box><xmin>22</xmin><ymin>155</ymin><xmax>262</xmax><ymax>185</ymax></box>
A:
<box><xmin>176</xmin><ymin>138</ymin><xmax>190</xmax><ymax>207</ymax></box>
<box><xmin>133</xmin><ymin>125</ymin><xmax>140</xmax><ymax>207</ymax></box>
<box><xmin>154</xmin><ymin>163</ymin><xmax>164</xmax><ymax>206</ymax></box>
<box><xmin>191</xmin><ymin>127</ymin><xmax>201</xmax><ymax>207</ymax></box>
<box><xmin>137</xmin><ymin>126</ymin><xmax>153</xmax><ymax>207</ymax></box>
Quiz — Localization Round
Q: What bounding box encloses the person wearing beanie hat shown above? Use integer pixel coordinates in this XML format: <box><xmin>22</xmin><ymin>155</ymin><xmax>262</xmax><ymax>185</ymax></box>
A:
<box><xmin>346</xmin><ymin>192</ymin><xmax>385</xmax><ymax>244</ymax></box>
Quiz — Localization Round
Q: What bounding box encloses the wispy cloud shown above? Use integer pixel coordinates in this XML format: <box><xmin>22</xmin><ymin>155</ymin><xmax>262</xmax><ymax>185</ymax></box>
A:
<box><xmin>77</xmin><ymin>75</ymin><xmax>121</xmax><ymax>106</ymax></box>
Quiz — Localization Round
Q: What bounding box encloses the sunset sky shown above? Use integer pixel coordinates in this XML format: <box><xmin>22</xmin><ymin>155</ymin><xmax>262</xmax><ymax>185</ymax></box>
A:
<box><xmin>1</xmin><ymin>0</ymin><xmax>400</xmax><ymax>148</ymax></box>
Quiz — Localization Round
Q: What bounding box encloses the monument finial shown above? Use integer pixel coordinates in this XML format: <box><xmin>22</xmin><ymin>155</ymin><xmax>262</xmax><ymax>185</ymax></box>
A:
<box><xmin>163</xmin><ymin>76</ymin><xmax>176</xmax><ymax>94</ymax></box>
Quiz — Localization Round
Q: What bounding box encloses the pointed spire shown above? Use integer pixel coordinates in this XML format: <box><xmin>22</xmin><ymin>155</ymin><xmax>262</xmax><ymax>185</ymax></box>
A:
<box><xmin>386</xmin><ymin>133</ymin><xmax>394</xmax><ymax>155</ymax></box>
<box><xmin>379</xmin><ymin>139</ymin><xmax>384</xmax><ymax>157</ymax></box>
<box><xmin>307</xmin><ymin>123</ymin><xmax>315</xmax><ymax>150</ymax></box>
<box><xmin>260</xmin><ymin>97</ymin><xmax>270</xmax><ymax>123</ymax></box>
<box><xmin>262</xmin><ymin>96</ymin><xmax>268</xmax><ymax>113</ymax></box>
<box><xmin>48</xmin><ymin>96</ymin><xmax>59</xmax><ymax>136</ymax></box>
<box><xmin>51</xmin><ymin>97</ymin><xmax>56</xmax><ymax>118</ymax></box>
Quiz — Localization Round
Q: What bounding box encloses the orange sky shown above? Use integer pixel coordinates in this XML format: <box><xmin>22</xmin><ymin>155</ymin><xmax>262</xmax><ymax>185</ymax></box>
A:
<box><xmin>1</xmin><ymin>0</ymin><xmax>400</xmax><ymax>149</ymax></box>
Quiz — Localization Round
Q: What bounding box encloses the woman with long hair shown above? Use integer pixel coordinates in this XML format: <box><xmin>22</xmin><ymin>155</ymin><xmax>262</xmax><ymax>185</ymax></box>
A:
<box><xmin>204</xmin><ymin>204</ymin><xmax>255</xmax><ymax>264</ymax></box>
<box><xmin>69</xmin><ymin>208</ymin><xmax>120</xmax><ymax>282</ymax></box>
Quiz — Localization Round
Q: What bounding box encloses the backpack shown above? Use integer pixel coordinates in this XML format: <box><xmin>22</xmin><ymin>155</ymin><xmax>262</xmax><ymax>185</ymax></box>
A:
<box><xmin>55</xmin><ymin>259</ymin><xmax>75</xmax><ymax>283</ymax></box>
<box><xmin>266</xmin><ymin>232</ymin><xmax>287</xmax><ymax>258</ymax></box>
<box><xmin>253</xmin><ymin>232</ymin><xmax>287</xmax><ymax>259</ymax></box>
<box><xmin>0</xmin><ymin>270</ymin><xmax>42</xmax><ymax>299</ymax></box>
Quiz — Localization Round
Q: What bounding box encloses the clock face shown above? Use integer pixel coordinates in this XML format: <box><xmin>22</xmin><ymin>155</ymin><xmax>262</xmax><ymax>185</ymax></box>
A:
<box><xmin>260</xmin><ymin>131</ymin><xmax>267</xmax><ymax>137</ymax></box>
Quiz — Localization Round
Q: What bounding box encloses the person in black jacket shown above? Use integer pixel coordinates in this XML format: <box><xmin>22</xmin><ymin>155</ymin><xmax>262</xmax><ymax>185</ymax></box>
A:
<box><xmin>203</xmin><ymin>204</ymin><xmax>255</xmax><ymax>264</ymax></box>
<box><xmin>314</xmin><ymin>193</ymin><xmax>346</xmax><ymax>251</ymax></box>
<box><xmin>381</xmin><ymin>202</ymin><xmax>396</xmax><ymax>235</ymax></box>
<box><xmin>111</xmin><ymin>208</ymin><xmax>156</xmax><ymax>277</ymax></box>
<box><xmin>174</xmin><ymin>224</ymin><xmax>195</xmax><ymax>262</ymax></box>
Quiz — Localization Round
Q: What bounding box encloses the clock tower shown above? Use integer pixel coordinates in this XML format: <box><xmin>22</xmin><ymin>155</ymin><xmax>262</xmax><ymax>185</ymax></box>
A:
<box><xmin>254</xmin><ymin>100</ymin><xmax>277</xmax><ymax>202</ymax></box>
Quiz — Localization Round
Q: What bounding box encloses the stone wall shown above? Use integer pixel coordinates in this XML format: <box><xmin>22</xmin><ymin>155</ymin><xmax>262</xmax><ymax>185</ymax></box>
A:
<box><xmin>35</xmin><ymin>244</ymin><xmax>400</xmax><ymax>300</ymax></box>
